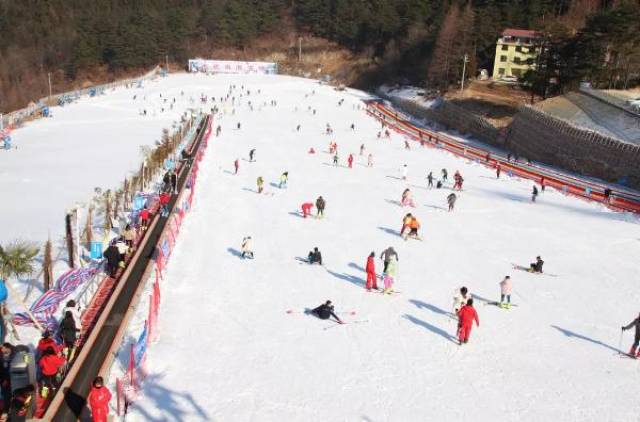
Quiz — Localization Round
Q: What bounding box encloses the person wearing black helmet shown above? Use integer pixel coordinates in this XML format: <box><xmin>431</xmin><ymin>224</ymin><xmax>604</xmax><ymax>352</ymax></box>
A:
<box><xmin>530</xmin><ymin>256</ymin><xmax>544</xmax><ymax>273</ymax></box>
<box><xmin>307</xmin><ymin>247</ymin><xmax>322</xmax><ymax>265</ymax></box>
<box><xmin>309</xmin><ymin>301</ymin><xmax>342</xmax><ymax>323</ymax></box>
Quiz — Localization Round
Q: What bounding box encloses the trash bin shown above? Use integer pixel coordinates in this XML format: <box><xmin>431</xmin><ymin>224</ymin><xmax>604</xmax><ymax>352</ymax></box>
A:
<box><xmin>10</xmin><ymin>348</ymin><xmax>36</xmax><ymax>392</ymax></box>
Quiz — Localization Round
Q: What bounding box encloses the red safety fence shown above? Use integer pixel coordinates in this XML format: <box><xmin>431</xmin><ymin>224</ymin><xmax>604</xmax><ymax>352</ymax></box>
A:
<box><xmin>366</xmin><ymin>100</ymin><xmax>640</xmax><ymax>213</ymax></box>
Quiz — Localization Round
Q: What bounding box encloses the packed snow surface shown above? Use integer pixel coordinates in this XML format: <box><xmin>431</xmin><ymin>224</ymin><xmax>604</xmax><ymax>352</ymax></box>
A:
<box><xmin>1</xmin><ymin>74</ymin><xmax>206</xmax><ymax>243</ymax></box>
<box><xmin>107</xmin><ymin>74</ymin><xmax>638</xmax><ymax>421</ymax></box>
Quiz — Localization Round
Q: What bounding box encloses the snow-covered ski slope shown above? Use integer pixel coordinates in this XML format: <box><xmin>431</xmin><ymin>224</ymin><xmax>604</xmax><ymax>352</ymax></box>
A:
<box><xmin>121</xmin><ymin>74</ymin><xmax>639</xmax><ymax>421</ymax></box>
<box><xmin>1</xmin><ymin>74</ymin><xmax>209</xmax><ymax>243</ymax></box>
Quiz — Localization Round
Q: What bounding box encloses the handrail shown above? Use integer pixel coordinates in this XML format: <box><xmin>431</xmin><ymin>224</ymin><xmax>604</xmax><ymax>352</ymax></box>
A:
<box><xmin>366</xmin><ymin>100</ymin><xmax>640</xmax><ymax>213</ymax></box>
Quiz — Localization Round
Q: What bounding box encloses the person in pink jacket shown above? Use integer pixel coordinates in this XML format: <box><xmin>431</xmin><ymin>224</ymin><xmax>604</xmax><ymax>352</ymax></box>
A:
<box><xmin>499</xmin><ymin>276</ymin><xmax>512</xmax><ymax>309</ymax></box>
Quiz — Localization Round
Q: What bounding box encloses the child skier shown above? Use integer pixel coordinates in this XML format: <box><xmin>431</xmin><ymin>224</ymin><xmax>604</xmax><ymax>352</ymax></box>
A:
<box><xmin>365</xmin><ymin>252</ymin><xmax>378</xmax><ymax>291</ymax></box>
<box><xmin>530</xmin><ymin>256</ymin><xmax>544</xmax><ymax>273</ymax></box>
<box><xmin>427</xmin><ymin>172</ymin><xmax>434</xmax><ymax>189</ymax></box>
<box><xmin>249</xmin><ymin>148</ymin><xmax>256</xmax><ymax>162</ymax></box>
<box><xmin>532</xmin><ymin>185</ymin><xmax>539</xmax><ymax>202</ymax></box>
<box><xmin>333</xmin><ymin>153</ymin><xmax>339</xmax><ymax>166</ymax></box>
<box><xmin>452</xmin><ymin>287</ymin><xmax>471</xmax><ymax>314</ymax></box>
<box><xmin>400</xmin><ymin>213</ymin><xmax>413</xmax><ymax>237</ymax></box>
<box><xmin>360</xmin><ymin>144</ymin><xmax>365</xmax><ymax>155</ymax></box>
<box><xmin>234</xmin><ymin>159</ymin><xmax>239</xmax><ymax>175</ymax></box>
<box><xmin>401</xmin><ymin>164</ymin><xmax>408</xmax><ymax>180</ymax></box>
<box><xmin>441</xmin><ymin>168</ymin><xmax>448</xmax><ymax>182</ymax></box>
<box><xmin>457</xmin><ymin>298</ymin><xmax>479</xmax><ymax>344</ymax></box>
<box><xmin>307</xmin><ymin>247</ymin><xmax>323</xmax><ymax>265</ymax></box>
<box><xmin>241</xmin><ymin>236</ymin><xmax>254</xmax><ymax>259</ymax></box>
<box><xmin>453</xmin><ymin>172</ymin><xmax>464</xmax><ymax>190</ymax></box>
<box><xmin>301</xmin><ymin>202</ymin><xmax>314</xmax><ymax>218</ymax></box>
<box><xmin>405</xmin><ymin>216</ymin><xmax>421</xmax><ymax>240</ymax></box>
<box><xmin>279</xmin><ymin>171</ymin><xmax>289</xmax><ymax>188</ymax></box>
<box><xmin>347</xmin><ymin>154</ymin><xmax>354</xmax><ymax>168</ymax></box>
<box><xmin>499</xmin><ymin>276</ymin><xmax>512</xmax><ymax>309</ymax></box>
<box><xmin>309</xmin><ymin>300</ymin><xmax>342</xmax><ymax>323</ymax></box>
<box><xmin>367</xmin><ymin>153</ymin><xmax>373</xmax><ymax>167</ymax></box>
<box><xmin>382</xmin><ymin>256</ymin><xmax>398</xmax><ymax>294</ymax></box>
<box><xmin>447</xmin><ymin>193</ymin><xmax>457</xmax><ymax>211</ymax></box>
<box><xmin>622</xmin><ymin>312</ymin><xmax>640</xmax><ymax>358</ymax></box>
<box><xmin>401</xmin><ymin>189</ymin><xmax>416</xmax><ymax>207</ymax></box>
<box><xmin>496</xmin><ymin>164</ymin><xmax>501</xmax><ymax>178</ymax></box>
<box><xmin>257</xmin><ymin>177</ymin><xmax>264</xmax><ymax>194</ymax></box>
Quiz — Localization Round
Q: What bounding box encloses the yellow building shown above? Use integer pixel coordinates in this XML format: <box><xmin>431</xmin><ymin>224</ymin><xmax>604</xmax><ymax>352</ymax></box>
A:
<box><xmin>492</xmin><ymin>29</ymin><xmax>541</xmax><ymax>80</ymax></box>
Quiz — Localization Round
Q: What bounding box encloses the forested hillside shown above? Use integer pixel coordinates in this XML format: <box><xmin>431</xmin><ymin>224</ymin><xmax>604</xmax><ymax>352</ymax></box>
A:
<box><xmin>1</xmin><ymin>0</ymin><xmax>638</xmax><ymax>111</ymax></box>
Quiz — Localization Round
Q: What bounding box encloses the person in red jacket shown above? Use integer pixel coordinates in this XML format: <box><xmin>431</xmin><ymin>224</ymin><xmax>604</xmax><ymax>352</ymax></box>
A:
<box><xmin>365</xmin><ymin>251</ymin><xmax>377</xmax><ymax>291</ymax></box>
<box><xmin>38</xmin><ymin>347</ymin><xmax>66</xmax><ymax>398</ymax></box>
<box><xmin>301</xmin><ymin>202</ymin><xmax>314</xmax><ymax>218</ymax></box>
<box><xmin>88</xmin><ymin>376</ymin><xmax>112</xmax><ymax>422</ymax></box>
<box><xmin>36</xmin><ymin>331</ymin><xmax>61</xmax><ymax>357</ymax></box>
<box><xmin>159</xmin><ymin>191</ymin><xmax>171</xmax><ymax>217</ymax></box>
<box><xmin>139</xmin><ymin>206</ymin><xmax>150</xmax><ymax>231</ymax></box>
<box><xmin>457</xmin><ymin>298</ymin><xmax>479</xmax><ymax>344</ymax></box>
<box><xmin>347</xmin><ymin>154</ymin><xmax>354</xmax><ymax>168</ymax></box>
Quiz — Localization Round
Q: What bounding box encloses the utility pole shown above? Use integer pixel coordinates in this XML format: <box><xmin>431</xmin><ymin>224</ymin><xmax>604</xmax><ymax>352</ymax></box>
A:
<box><xmin>298</xmin><ymin>36</ymin><xmax>302</xmax><ymax>63</ymax></box>
<box><xmin>47</xmin><ymin>72</ymin><xmax>52</xmax><ymax>102</ymax></box>
<box><xmin>460</xmin><ymin>54</ymin><xmax>469</xmax><ymax>94</ymax></box>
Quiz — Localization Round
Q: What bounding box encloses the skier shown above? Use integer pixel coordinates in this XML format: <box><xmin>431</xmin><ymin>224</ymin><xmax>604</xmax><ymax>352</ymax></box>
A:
<box><xmin>58</xmin><ymin>311</ymin><xmax>79</xmax><ymax>358</ymax></box>
<box><xmin>139</xmin><ymin>206</ymin><xmax>150</xmax><ymax>231</ymax></box>
<box><xmin>122</xmin><ymin>224</ymin><xmax>135</xmax><ymax>249</ymax></box>
<box><xmin>530</xmin><ymin>256</ymin><xmax>544</xmax><ymax>273</ymax></box>
<box><xmin>38</xmin><ymin>347</ymin><xmax>65</xmax><ymax>398</ymax></box>
<box><xmin>405</xmin><ymin>216</ymin><xmax>421</xmax><ymax>240</ymax></box>
<box><xmin>360</xmin><ymin>144</ymin><xmax>365</xmax><ymax>156</ymax></box>
<box><xmin>622</xmin><ymin>313</ymin><xmax>640</xmax><ymax>358</ymax></box>
<box><xmin>436</xmin><ymin>180</ymin><xmax>443</xmax><ymax>189</ymax></box>
<box><xmin>401</xmin><ymin>189</ymin><xmax>416</xmax><ymax>207</ymax></box>
<box><xmin>170</xmin><ymin>170</ymin><xmax>178</xmax><ymax>193</ymax></box>
<box><xmin>301</xmin><ymin>202</ymin><xmax>314</xmax><ymax>218</ymax></box>
<box><xmin>457</xmin><ymin>298</ymin><xmax>479</xmax><ymax>344</ymax></box>
<box><xmin>401</xmin><ymin>164</ymin><xmax>408</xmax><ymax>180</ymax></box>
<box><xmin>309</xmin><ymin>300</ymin><xmax>342</xmax><ymax>323</ymax></box>
<box><xmin>365</xmin><ymin>252</ymin><xmax>378</xmax><ymax>291</ymax></box>
<box><xmin>540</xmin><ymin>177</ymin><xmax>546</xmax><ymax>192</ymax></box>
<box><xmin>382</xmin><ymin>256</ymin><xmax>398</xmax><ymax>294</ymax></box>
<box><xmin>347</xmin><ymin>154</ymin><xmax>354</xmax><ymax>169</ymax></box>
<box><xmin>367</xmin><ymin>153</ymin><xmax>373</xmax><ymax>167</ymax></box>
<box><xmin>404</xmin><ymin>140</ymin><xmax>411</xmax><ymax>150</ymax></box>
<box><xmin>296</xmin><ymin>124</ymin><xmax>301</xmax><ymax>132</ymax></box>
<box><xmin>315</xmin><ymin>196</ymin><xmax>325</xmax><ymax>218</ymax></box>
<box><xmin>234</xmin><ymin>159</ymin><xmax>239</xmax><ymax>175</ymax></box>
<box><xmin>452</xmin><ymin>287</ymin><xmax>471</xmax><ymax>314</ymax></box>
<box><xmin>499</xmin><ymin>276</ymin><xmax>512</xmax><ymax>309</ymax></box>
<box><xmin>532</xmin><ymin>185</ymin><xmax>539</xmax><ymax>202</ymax></box>
<box><xmin>427</xmin><ymin>172</ymin><xmax>434</xmax><ymax>189</ymax></box>
<box><xmin>279</xmin><ymin>171</ymin><xmax>289</xmax><ymax>188</ymax></box>
<box><xmin>237</xmin><ymin>122</ymin><xmax>241</xmax><ymax>130</ymax></box>
<box><xmin>257</xmin><ymin>176</ymin><xmax>264</xmax><ymax>194</ymax></box>
<box><xmin>307</xmin><ymin>247</ymin><xmax>323</xmax><ymax>265</ymax></box>
<box><xmin>400</xmin><ymin>213</ymin><xmax>413</xmax><ymax>237</ymax></box>
<box><xmin>88</xmin><ymin>376</ymin><xmax>112</xmax><ymax>422</ymax></box>
<box><xmin>453</xmin><ymin>172</ymin><xmax>464</xmax><ymax>191</ymax></box>
<box><xmin>604</xmin><ymin>188</ymin><xmax>612</xmax><ymax>203</ymax></box>
<box><xmin>103</xmin><ymin>244</ymin><xmax>120</xmax><ymax>277</ymax></box>
<box><xmin>241</xmin><ymin>236</ymin><xmax>254</xmax><ymax>259</ymax></box>
<box><xmin>447</xmin><ymin>193</ymin><xmax>457</xmax><ymax>211</ymax></box>
<box><xmin>380</xmin><ymin>246</ymin><xmax>399</xmax><ymax>273</ymax></box>
<box><xmin>496</xmin><ymin>164</ymin><xmax>501</xmax><ymax>178</ymax></box>
<box><xmin>441</xmin><ymin>168</ymin><xmax>448</xmax><ymax>182</ymax></box>
<box><xmin>249</xmin><ymin>148</ymin><xmax>256</xmax><ymax>162</ymax></box>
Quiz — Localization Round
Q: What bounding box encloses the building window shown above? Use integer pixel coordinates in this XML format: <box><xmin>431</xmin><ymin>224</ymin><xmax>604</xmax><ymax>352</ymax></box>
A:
<box><xmin>501</xmin><ymin>45</ymin><xmax>508</xmax><ymax>51</ymax></box>
<box><xmin>500</xmin><ymin>55</ymin><xmax>507</xmax><ymax>62</ymax></box>
<box><xmin>512</xmin><ymin>69</ymin><xmax>522</xmax><ymax>77</ymax></box>
<box><xmin>526</xmin><ymin>58</ymin><xmax>534</xmax><ymax>65</ymax></box>
<box><xmin>514</xmin><ymin>57</ymin><xmax>521</xmax><ymax>64</ymax></box>
<box><xmin>498</xmin><ymin>67</ymin><xmax>505</xmax><ymax>75</ymax></box>
<box><xmin>515</xmin><ymin>46</ymin><xmax>522</xmax><ymax>53</ymax></box>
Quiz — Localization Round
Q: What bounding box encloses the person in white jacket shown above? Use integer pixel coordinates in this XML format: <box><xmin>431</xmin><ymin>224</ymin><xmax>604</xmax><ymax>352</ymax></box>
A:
<box><xmin>241</xmin><ymin>236</ymin><xmax>254</xmax><ymax>259</ymax></box>
<box><xmin>452</xmin><ymin>287</ymin><xmax>471</xmax><ymax>314</ymax></box>
<box><xmin>61</xmin><ymin>300</ymin><xmax>82</xmax><ymax>334</ymax></box>
<box><xmin>499</xmin><ymin>276</ymin><xmax>512</xmax><ymax>309</ymax></box>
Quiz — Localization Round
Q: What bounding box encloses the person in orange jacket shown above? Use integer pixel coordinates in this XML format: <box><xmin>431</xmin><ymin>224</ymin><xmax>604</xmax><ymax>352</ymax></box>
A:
<box><xmin>88</xmin><ymin>376</ymin><xmax>112</xmax><ymax>422</ymax></box>
<box><xmin>365</xmin><ymin>252</ymin><xmax>377</xmax><ymax>291</ymax></box>
<box><xmin>400</xmin><ymin>213</ymin><xmax>412</xmax><ymax>237</ymax></box>
<box><xmin>404</xmin><ymin>216</ymin><xmax>421</xmax><ymax>240</ymax></box>
<box><xmin>457</xmin><ymin>298</ymin><xmax>479</xmax><ymax>344</ymax></box>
